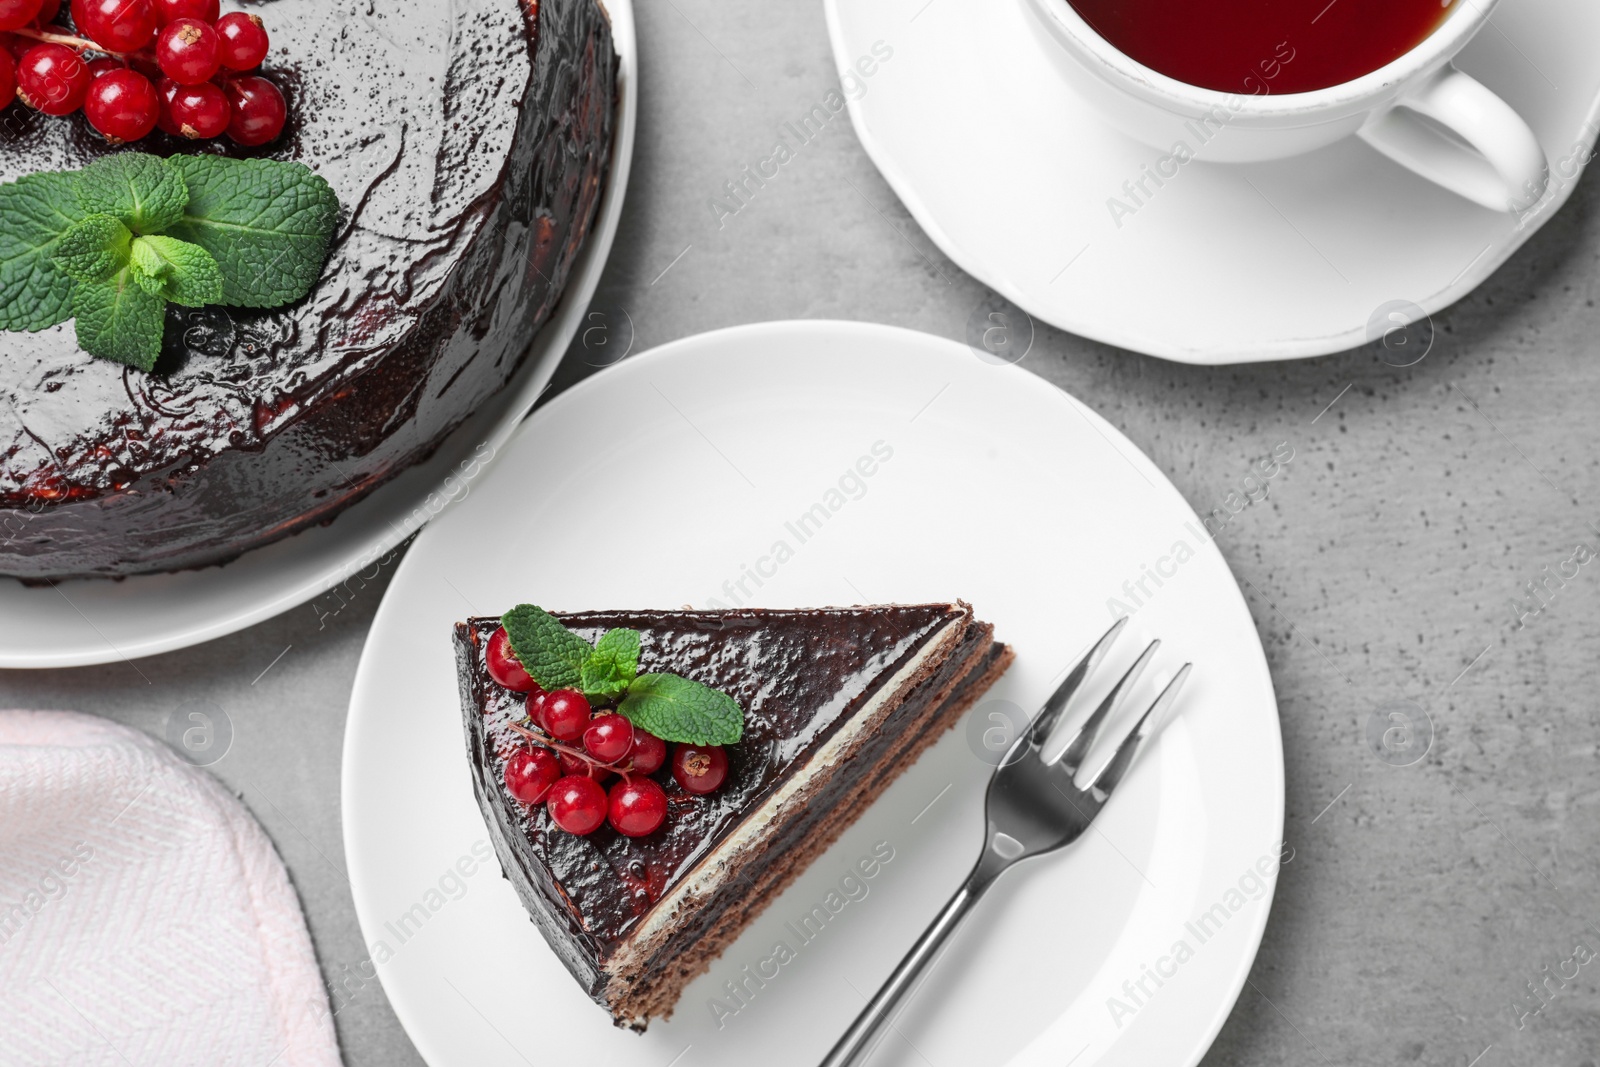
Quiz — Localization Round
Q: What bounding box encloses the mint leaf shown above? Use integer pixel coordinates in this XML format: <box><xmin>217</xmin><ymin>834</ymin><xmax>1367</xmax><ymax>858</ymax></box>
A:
<box><xmin>619</xmin><ymin>673</ymin><xmax>744</xmax><ymax>746</ymax></box>
<box><xmin>0</xmin><ymin>171</ymin><xmax>89</xmax><ymax>332</ymax></box>
<box><xmin>75</xmin><ymin>154</ymin><xmax>188</xmax><ymax>235</ymax></box>
<box><xmin>501</xmin><ymin>604</ymin><xmax>594</xmax><ymax>692</ymax></box>
<box><xmin>166</xmin><ymin>155</ymin><xmax>339</xmax><ymax>308</ymax></box>
<box><xmin>580</xmin><ymin>628</ymin><xmax>641</xmax><ymax>701</ymax></box>
<box><xmin>72</xmin><ymin>268</ymin><xmax>166</xmax><ymax>371</ymax></box>
<box><xmin>129</xmin><ymin>235</ymin><xmax>223</xmax><ymax>307</ymax></box>
<box><xmin>54</xmin><ymin>214</ymin><xmax>132</xmax><ymax>285</ymax></box>
<box><xmin>2</xmin><ymin>154</ymin><xmax>342</xmax><ymax>370</ymax></box>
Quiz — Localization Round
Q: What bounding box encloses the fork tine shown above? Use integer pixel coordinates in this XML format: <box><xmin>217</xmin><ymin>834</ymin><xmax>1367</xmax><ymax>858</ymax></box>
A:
<box><xmin>1027</xmin><ymin>617</ymin><xmax>1128</xmax><ymax>747</ymax></box>
<box><xmin>1055</xmin><ymin>639</ymin><xmax>1159</xmax><ymax>773</ymax></box>
<box><xmin>1087</xmin><ymin>663</ymin><xmax>1193</xmax><ymax>799</ymax></box>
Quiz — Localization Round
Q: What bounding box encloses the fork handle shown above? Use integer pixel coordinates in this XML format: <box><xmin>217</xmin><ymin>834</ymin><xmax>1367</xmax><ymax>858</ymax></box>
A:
<box><xmin>819</xmin><ymin>861</ymin><xmax>999</xmax><ymax>1067</ymax></box>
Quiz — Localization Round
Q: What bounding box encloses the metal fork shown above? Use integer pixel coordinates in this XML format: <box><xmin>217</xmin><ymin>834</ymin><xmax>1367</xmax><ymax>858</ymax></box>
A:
<box><xmin>819</xmin><ymin>617</ymin><xmax>1192</xmax><ymax>1067</ymax></box>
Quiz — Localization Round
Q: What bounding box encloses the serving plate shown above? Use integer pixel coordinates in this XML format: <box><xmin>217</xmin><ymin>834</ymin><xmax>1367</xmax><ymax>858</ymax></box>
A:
<box><xmin>0</xmin><ymin>0</ymin><xmax>638</xmax><ymax>668</ymax></box>
<box><xmin>342</xmin><ymin>321</ymin><xmax>1285</xmax><ymax>1067</ymax></box>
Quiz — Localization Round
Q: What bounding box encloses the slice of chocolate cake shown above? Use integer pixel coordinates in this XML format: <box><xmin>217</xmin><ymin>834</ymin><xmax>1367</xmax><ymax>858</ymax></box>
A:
<box><xmin>455</xmin><ymin>603</ymin><xmax>1012</xmax><ymax>1030</ymax></box>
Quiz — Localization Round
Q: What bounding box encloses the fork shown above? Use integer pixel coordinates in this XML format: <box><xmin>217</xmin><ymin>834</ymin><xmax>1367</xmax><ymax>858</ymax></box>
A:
<box><xmin>819</xmin><ymin>616</ymin><xmax>1192</xmax><ymax>1067</ymax></box>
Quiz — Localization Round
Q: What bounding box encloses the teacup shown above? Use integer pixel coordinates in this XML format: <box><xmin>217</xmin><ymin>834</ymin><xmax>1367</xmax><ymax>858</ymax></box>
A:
<box><xmin>1021</xmin><ymin>0</ymin><xmax>1549</xmax><ymax>212</ymax></box>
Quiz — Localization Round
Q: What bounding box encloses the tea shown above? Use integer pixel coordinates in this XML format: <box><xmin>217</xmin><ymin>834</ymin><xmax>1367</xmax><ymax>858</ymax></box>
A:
<box><xmin>1066</xmin><ymin>0</ymin><xmax>1459</xmax><ymax>95</ymax></box>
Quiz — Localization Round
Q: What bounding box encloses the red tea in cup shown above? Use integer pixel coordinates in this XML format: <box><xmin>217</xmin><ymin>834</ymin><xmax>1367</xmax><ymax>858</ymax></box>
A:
<box><xmin>1066</xmin><ymin>0</ymin><xmax>1459</xmax><ymax>94</ymax></box>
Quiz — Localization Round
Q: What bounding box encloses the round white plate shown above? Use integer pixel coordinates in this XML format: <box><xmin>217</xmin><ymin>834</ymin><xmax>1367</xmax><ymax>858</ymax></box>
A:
<box><xmin>0</xmin><ymin>1</ymin><xmax>637</xmax><ymax>668</ymax></box>
<box><xmin>342</xmin><ymin>321</ymin><xmax>1284</xmax><ymax>1067</ymax></box>
<box><xmin>825</xmin><ymin>0</ymin><xmax>1598</xmax><ymax>363</ymax></box>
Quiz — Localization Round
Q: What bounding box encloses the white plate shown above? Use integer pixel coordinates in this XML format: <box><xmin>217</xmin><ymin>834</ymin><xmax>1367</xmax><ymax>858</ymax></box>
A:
<box><xmin>825</xmin><ymin>0</ymin><xmax>1598</xmax><ymax>363</ymax></box>
<box><xmin>342</xmin><ymin>321</ymin><xmax>1285</xmax><ymax>1067</ymax></box>
<box><xmin>0</xmin><ymin>1</ymin><xmax>637</xmax><ymax>668</ymax></box>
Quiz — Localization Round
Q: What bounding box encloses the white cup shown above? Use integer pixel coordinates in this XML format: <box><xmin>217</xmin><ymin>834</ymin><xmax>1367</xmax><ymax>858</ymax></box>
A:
<box><xmin>1021</xmin><ymin>0</ymin><xmax>1549</xmax><ymax>212</ymax></box>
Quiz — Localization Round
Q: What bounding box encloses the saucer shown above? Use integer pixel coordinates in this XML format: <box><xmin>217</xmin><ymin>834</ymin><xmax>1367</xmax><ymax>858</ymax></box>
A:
<box><xmin>825</xmin><ymin>0</ymin><xmax>1599</xmax><ymax>362</ymax></box>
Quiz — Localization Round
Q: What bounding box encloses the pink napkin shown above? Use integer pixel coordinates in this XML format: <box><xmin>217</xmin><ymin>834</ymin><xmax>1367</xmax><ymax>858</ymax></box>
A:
<box><xmin>0</xmin><ymin>710</ymin><xmax>341</xmax><ymax>1067</ymax></box>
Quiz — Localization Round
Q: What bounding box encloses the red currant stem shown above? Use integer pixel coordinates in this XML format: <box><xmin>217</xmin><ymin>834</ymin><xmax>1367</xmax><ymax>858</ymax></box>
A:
<box><xmin>12</xmin><ymin>25</ymin><xmax>134</xmax><ymax>58</ymax></box>
<box><xmin>507</xmin><ymin>720</ymin><xmax>635</xmax><ymax>778</ymax></box>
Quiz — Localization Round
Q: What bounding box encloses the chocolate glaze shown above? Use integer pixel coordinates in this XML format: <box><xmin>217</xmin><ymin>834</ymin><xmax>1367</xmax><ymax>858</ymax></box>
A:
<box><xmin>0</xmin><ymin>0</ymin><xmax>615</xmax><ymax>578</ymax></box>
<box><xmin>456</xmin><ymin>604</ymin><xmax>976</xmax><ymax>1001</ymax></box>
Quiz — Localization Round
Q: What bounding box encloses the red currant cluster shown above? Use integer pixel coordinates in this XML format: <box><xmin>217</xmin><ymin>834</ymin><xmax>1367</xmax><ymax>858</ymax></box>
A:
<box><xmin>0</xmin><ymin>0</ymin><xmax>283</xmax><ymax>146</ymax></box>
<box><xmin>487</xmin><ymin>626</ymin><xmax>731</xmax><ymax>839</ymax></box>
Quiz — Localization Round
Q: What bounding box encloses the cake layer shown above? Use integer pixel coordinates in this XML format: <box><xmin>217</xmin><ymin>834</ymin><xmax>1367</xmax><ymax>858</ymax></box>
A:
<box><xmin>457</xmin><ymin>603</ymin><xmax>1013</xmax><ymax>1030</ymax></box>
<box><xmin>0</xmin><ymin>0</ymin><xmax>616</xmax><ymax>578</ymax></box>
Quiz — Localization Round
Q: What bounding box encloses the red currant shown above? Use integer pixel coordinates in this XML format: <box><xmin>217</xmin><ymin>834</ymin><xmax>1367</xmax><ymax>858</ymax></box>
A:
<box><xmin>485</xmin><ymin>626</ymin><xmax>539</xmax><ymax>693</ymax></box>
<box><xmin>559</xmin><ymin>749</ymin><xmax>611</xmax><ymax>784</ymax></box>
<box><xmin>0</xmin><ymin>0</ymin><xmax>42</xmax><ymax>32</ymax></box>
<box><xmin>608</xmin><ymin>778</ymin><xmax>668</xmax><ymax>837</ymax></box>
<box><xmin>0</xmin><ymin>49</ymin><xmax>14</xmax><ymax>110</ymax></box>
<box><xmin>213</xmin><ymin>10</ymin><xmax>266</xmax><ymax>70</ymax></box>
<box><xmin>86</xmin><ymin>55</ymin><xmax>121</xmax><ymax>78</ymax></box>
<box><xmin>16</xmin><ymin>43</ymin><xmax>88</xmax><ymax>115</ymax></box>
<box><xmin>583</xmin><ymin>714</ymin><xmax>634</xmax><ymax>763</ymax></box>
<box><xmin>154</xmin><ymin>17</ymin><xmax>217</xmax><ymax>84</ymax></box>
<box><xmin>503</xmin><ymin>747</ymin><xmax>560</xmax><ymax>805</ymax></box>
<box><xmin>627</xmin><ymin>729</ymin><xmax>666</xmax><ymax>775</ymax></box>
<box><xmin>70</xmin><ymin>0</ymin><xmax>157</xmax><ymax>53</ymax></box>
<box><xmin>547</xmin><ymin>775</ymin><xmax>607</xmax><ymax>835</ymax></box>
<box><xmin>539</xmin><ymin>690</ymin><xmax>590</xmax><ymax>743</ymax></box>
<box><xmin>166</xmin><ymin>77</ymin><xmax>223</xmax><ymax>137</ymax></box>
<box><xmin>671</xmin><ymin>744</ymin><xmax>728</xmax><ymax>795</ymax></box>
<box><xmin>152</xmin><ymin>0</ymin><xmax>214</xmax><ymax>24</ymax></box>
<box><xmin>223</xmin><ymin>73</ymin><xmax>283</xmax><ymax>146</ymax></box>
<box><xmin>35</xmin><ymin>0</ymin><xmax>59</xmax><ymax>21</ymax></box>
<box><xmin>83</xmin><ymin>66</ymin><xmax>157</xmax><ymax>141</ymax></box>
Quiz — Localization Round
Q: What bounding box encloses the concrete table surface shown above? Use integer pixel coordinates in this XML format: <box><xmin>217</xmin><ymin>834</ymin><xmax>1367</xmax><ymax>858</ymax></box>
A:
<box><xmin>4</xmin><ymin>3</ymin><xmax>1600</xmax><ymax>1065</ymax></box>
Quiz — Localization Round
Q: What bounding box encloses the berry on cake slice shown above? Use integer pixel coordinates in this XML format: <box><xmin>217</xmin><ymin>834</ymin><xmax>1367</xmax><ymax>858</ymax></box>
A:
<box><xmin>503</xmin><ymin>748</ymin><xmax>560</xmax><ymax>805</ymax></box>
<box><xmin>547</xmin><ymin>775</ymin><xmax>607</xmax><ymax>835</ymax></box>
<box><xmin>582</xmin><ymin>713</ymin><xmax>633</xmax><ymax>763</ymax></box>
<box><xmin>670</xmin><ymin>743</ymin><xmax>728</xmax><ymax>795</ymax></box>
<box><xmin>608</xmin><ymin>778</ymin><xmax>667</xmax><ymax>837</ymax></box>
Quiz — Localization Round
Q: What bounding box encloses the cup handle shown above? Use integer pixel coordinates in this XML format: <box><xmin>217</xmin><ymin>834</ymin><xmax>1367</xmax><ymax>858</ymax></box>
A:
<box><xmin>1357</xmin><ymin>64</ymin><xmax>1548</xmax><ymax>212</ymax></box>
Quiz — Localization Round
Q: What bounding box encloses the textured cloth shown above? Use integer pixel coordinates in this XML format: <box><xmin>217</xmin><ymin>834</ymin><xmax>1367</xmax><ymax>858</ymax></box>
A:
<box><xmin>0</xmin><ymin>710</ymin><xmax>340</xmax><ymax>1067</ymax></box>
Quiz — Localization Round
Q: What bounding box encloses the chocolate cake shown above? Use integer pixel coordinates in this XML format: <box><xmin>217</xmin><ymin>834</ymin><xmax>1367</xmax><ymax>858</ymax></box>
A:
<box><xmin>456</xmin><ymin>603</ymin><xmax>1013</xmax><ymax>1030</ymax></box>
<box><xmin>0</xmin><ymin>0</ymin><xmax>616</xmax><ymax>579</ymax></box>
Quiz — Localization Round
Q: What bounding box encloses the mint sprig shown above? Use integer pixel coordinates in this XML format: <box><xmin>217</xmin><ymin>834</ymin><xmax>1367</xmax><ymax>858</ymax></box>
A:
<box><xmin>500</xmin><ymin>605</ymin><xmax>745</xmax><ymax>747</ymax></box>
<box><xmin>0</xmin><ymin>152</ymin><xmax>339</xmax><ymax>371</ymax></box>
<box><xmin>618</xmin><ymin>674</ymin><xmax>743</xmax><ymax>748</ymax></box>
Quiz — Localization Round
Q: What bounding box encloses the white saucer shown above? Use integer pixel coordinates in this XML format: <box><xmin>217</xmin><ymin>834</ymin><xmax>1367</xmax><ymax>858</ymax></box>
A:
<box><xmin>825</xmin><ymin>0</ymin><xmax>1598</xmax><ymax>362</ymax></box>
<box><xmin>0</xmin><ymin>2</ymin><xmax>637</xmax><ymax>669</ymax></box>
<box><xmin>342</xmin><ymin>321</ymin><xmax>1284</xmax><ymax>1067</ymax></box>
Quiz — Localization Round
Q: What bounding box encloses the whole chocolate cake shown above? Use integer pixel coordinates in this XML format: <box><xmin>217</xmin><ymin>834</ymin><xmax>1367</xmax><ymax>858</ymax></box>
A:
<box><xmin>456</xmin><ymin>603</ymin><xmax>1013</xmax><ymax>1029</ymax></box>
<box><xmin>0</xmin><ymin>0</ymin><xmax>616</xmax><ymax>579</ymax></box>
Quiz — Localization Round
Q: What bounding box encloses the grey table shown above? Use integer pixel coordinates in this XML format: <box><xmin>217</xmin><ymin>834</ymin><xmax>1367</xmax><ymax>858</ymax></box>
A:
<box><xmin>5</xmin><ymin>2</ymin><xmax>1599</xmax><ymax>1065</ymax></box>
